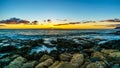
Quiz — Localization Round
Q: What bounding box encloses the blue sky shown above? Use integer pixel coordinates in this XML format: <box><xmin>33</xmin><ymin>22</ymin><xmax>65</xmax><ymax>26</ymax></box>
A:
<box><xmin>0</xmin><ymin>0</ymin><xmax>120</xmax><ymax>21</ymax></box>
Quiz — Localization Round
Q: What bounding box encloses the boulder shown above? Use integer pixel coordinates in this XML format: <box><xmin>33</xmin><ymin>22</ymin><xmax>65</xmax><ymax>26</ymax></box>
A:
<box><xmin>22</xmin><ymin>61</ymin><xmax>37</xmax><ymax>68</ymax></box>
<box><xmin>49</xmin><ymin>61</ymin><xmax>60</xmax><ymax>68</ymax></box>
<box><xmin>91</xmin><ymin>52</ymin><xmax>105</xmax><ymax>60</ymax></box>
<box><xmin>0</xmin><ymin>46</ymin><xmax>17</xmax><ymax>53</ymax></box>
<box><xmin>0</xmin><ymin>55</ymin><xmax>19</xmax><ymax>68</ymax></box>
<box><xmin>52</xmin><ymin>61</ymin><xmax>74</xmax><ymax>68</ymax></box>
<box><xmin>109</xmin><ymin>52</ymin><xmax>120</xmax><ymax>61</ymax></box>
<box><xmin>6</xmin><ymin>56</ymin><xmax>27</xmax><ymax>68</ymax></box>
<box><xmin>40</xmin><ymin>54</ymin><xmax>54</xmax><ymax>62</ymax></box>
<box><xmin>101</xmin><ymin>49</ymin><xmax>119</xmax><ymax>55</ymax></box>
<box><xmin>86</xmin><ymin>61</ymin><xmax>107</xmax><ymax>68</ymax></box>
<box><xmin>100</xmin><ymin>40</ymin><xmax>120</xmax><ymax>50</ymax></box>
<box><xmin>35</xmin><ymin>58</ymin><xmax>53</xmax><ymax>68</ymax></box>
<box><xmin>70</xmin><ymin>53</ymin><xmax>84</xmax><ymax>68</ymax></box>
<box><xmin>60</xmin><ymin>53</ymin><xmax>72</xmax><ymax>61</ymax></box>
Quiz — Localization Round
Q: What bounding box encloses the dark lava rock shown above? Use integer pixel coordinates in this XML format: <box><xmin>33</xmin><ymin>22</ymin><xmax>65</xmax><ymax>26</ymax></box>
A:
<box><xmin>56</xmin><ymin>38</ymin><xmax>82</xmax><ymax>53</ymax></box>
<box><xmin>28</xmin><ymin>39</ymin><xmax>44</xmax><ymax>47</ymax></box>
<box><xmin>26</xmin><ymin>51</ymin><xmax>48</xmax><ymax>61</ymax></box>
<box><xmin>0</xmin><ymin>46</ymin><xmax>17</xmax><ymax>53</ymax></box>
<box><xmin>99</xmin><ymin>40</ymin><xmax>120</xmax><ymax>50</ymax></box>
<box><xmin>49</xmin><ymin>50</ymin><xmax>61</xmax><ymax>60</ymax></box>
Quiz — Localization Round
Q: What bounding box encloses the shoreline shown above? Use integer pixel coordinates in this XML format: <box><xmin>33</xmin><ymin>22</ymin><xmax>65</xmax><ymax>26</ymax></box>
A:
<box><xmin>0</xmin><ymin>35</ymin><xmax>120</xmax><ymax>68</ymax></box>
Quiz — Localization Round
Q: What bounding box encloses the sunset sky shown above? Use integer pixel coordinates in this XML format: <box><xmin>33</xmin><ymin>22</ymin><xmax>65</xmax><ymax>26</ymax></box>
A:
<box><xmin>0</xmin><ymin>0</ymin><xmax>120</xmax><ymax>29</ymax></box>
<box><xmin>0</xmin><ymin>0</ymin><xmax>120</xmax><ymax>21</ymax></box>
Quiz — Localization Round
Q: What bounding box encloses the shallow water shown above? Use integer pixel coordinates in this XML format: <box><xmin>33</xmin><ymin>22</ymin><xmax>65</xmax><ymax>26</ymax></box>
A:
<box><xmin>0</xmin><ymin>29</ymin><xmax>120</xmax><ymax>40</ymax></box>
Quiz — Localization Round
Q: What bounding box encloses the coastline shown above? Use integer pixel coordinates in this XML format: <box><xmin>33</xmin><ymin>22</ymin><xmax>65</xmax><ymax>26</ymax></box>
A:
<box><xmin>0</xmin><ymin>30</ymin><xmax>120</xmax><ymax>68</ymax></box>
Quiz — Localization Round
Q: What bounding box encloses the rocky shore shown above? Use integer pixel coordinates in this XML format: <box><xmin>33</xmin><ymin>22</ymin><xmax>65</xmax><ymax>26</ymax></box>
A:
<box><xmin>0</xmin><ymin>36</ymin><xmax>120</xmax><ymax>68</ymax></box>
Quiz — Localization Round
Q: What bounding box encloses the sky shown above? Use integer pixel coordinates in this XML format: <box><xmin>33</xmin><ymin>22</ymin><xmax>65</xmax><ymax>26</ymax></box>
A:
<box><xmin>0</xmin><ymin>0</ymin><xmax>120</xmax><ymax>21</ymax></box>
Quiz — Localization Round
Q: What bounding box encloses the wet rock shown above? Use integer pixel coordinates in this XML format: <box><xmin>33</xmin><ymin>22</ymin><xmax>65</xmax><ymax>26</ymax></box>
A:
<box><xmin>35</xmin><ymin>58</ymin><xmax>53</xmax><ymax>68</ymax></box>
<box><xmin>6</xmin><ymin>56</ymin><xmax>27</xmax><ymax>68</ymax></box>
<box><xmin>56</xmin><ymin>38</ymin><xmax>81</xmax><ymax>53</ymax></box>
<box><xmin>77</xmin><ymin>39</ymin><xmax>95</xmax><ymax>49</ymax></box>
<box><xmin>0</xmin><ymin>55</ymin><xmax>19</xmax><ymax>68</ymax></box>
<box><xmin>22</xmin><ymin>61</ymin><xmax>37</xmax><ymax>68</ymax></box>
<box><xmin>111</xmin><ymin>64</ymin><xmax>120</xmax><ymax>68</ymax></box>
<box><xmin>82</xmin><ymin>49</ymin><xmax>94</xmax><ymax>57</ymax></box>
<box><xmin>40</xmin><ymin>54</ymin><xmax>54</xmax><ymax>62</ymax></box>
<box><xmin>60</xmin><ymin>53</ymin><xmax>72</xmax><ymax>61</ymax></box>
<box><xmin>27</xmin><ymin>51</ymin><xmax>48</xmax><ymax>60</ymax></box>
<box><xmin>0</xmin><ymin>53</ymin><xmax>10</xmax><ymax>59</ymax></box>
<box><xmin>112</xmin><ymin>30</ymin><xmax>120</xmax><ymax>35</ymax></box>
<box><xmin>100</xmin><ymin>40</ymin><xmax>120</xmax><ymax>50</ymax></box>
<box><xmin>49</xmin><ymin>50</ymin><xmax>60</xmax><ymax>60</ymax></box>
<box><xmin>28</xmin><ymin>39</ymin><xmax>43</xmax><ymax>47</ymax></box>
<box><xmin>50</xmin><ymin>40</ymin><xmax>57</xmax><ymax>44</ymax></box>
<box><xmin>0</xmin><ymin>46</ymin><xmax>17</xmax><ymax>53</ymax></box>
<box><xmin>70</xmin><ymin>53</ymin><xmax>84</xmax><ymax>68</ymax></box>
<box><xmin>86</xmin><ymin>61</ymin><xmax>107</xmax><ymax>68</ymax></box>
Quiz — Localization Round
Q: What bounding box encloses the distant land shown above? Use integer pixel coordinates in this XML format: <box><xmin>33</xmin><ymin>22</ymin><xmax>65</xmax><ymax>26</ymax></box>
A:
<box><xmin>0</xmin><ymin>18</ymin><xmax>120</xmax><ymax>29</ymax></box>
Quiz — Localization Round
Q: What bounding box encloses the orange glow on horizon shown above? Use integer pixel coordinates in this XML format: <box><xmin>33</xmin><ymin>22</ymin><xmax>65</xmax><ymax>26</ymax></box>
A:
<box><xmin>0</xmin><ymin>22</ymin><xmax>119</xmax><ymax>29</ymax></box>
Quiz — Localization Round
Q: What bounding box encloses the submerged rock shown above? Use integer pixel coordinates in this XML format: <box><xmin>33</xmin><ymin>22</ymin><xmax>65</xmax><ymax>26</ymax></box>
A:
<box><xmin>6</xmin><ymin>56</ymin><xmax>27</xmax><ymax>68</ymax></box>
<box><xmin>100</xmin><ymin>40</ymin><xmax>120</xmax><ymax>50</ymax></box>
<box><xmin>22</xmin><ymin>61</ymin><xmax>37</xmax><ymax>68</ymax></box>
<box><xmin>0</xmin><ymin>46</ymin><xmax>17</xmax><ymax>53</ymax></box>
<box><xmin>0</xmin><ymin>55</ymin><xmax>19</xmax><ymax>68</ymax></box>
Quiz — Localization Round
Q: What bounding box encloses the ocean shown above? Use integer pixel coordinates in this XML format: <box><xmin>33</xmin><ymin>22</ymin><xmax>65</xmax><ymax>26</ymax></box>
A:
<box><xmin>0</xmin><ymin>29</ymin><xmax>120</xmax><ymax>40</ymax></box>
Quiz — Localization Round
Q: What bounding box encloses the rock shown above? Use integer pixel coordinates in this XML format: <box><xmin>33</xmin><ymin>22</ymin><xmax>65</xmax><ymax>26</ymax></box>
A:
<box><xmin>111</xmin><ymin>64</ymin><xmax>120</xmax><ymax>68</ymax></box>
<box><xmin>40</xmin><ymin>54</ymin><xmax>54</xmax><ymax>62</ymax></box>
<box><xmin>35</xmin><ymin>58</ymin><xmax>53</xmax><ymax>68</ymax></box>
<box><xmin>77</xmin><ymin>39</ymin><xmax>95</xmax><ymax>49</ymax></box>
<box><xmin>82</xmin><ymin>49</ymin><xmax>94</xmax><ymax>56</ymax></box>
<box><xmin>56</xmin><ymin>38</ymin><xmax>82</xmax><ymax>53</ymax></box>
<box><xmin>100</xmin><ymin>40</ymin><xmax>120</xmax><ymax>50</ymax></box>
<box><xmin>91</xmin><ymin>52</ymin><xmax>105</xmax><ymax>60</ymax></box>
<box><xmin>80</xmin><ymin>62</ymin><xmax>90</xmax><ymax>68</ymax></box>
<box><xmin>7</xmin><ymin>56</ymin><xmax>27</xmax><ymax>68</ymax></box>
<box><xmin>49</xmin><ymin>61</ymin><xmax>60</xmax><ymax>68</ymax></box>
<box><xmin>54</xmin><ymin>61</ymin><xmax>74</xmax><ymax>68</ymax></box>
<box><xmin>22</xmin><ymin>61</ymin><xmax>37</xmax><ymax>68</ymax></box>
<box><xmin>86</xmin><ymin>61</ymin><xmax>107</xmax><ymax>68</ymax></box>
<box><xmin>0</xmin><ymin>55</ymin><xmax>19</xmax><ymax>68</ymax></box>
<box><xmin>70</xmin><ymin>53</ymin><xmax>84</xmax><ymax>68</ymax></box>
<box><xmin>60</xmin><ymin>53</ymin><xmax>72</xmax><ymax>61</ymax></box>
<box><xmin>109</xmin><ymin>52</ymin><xmax>120</xmax><ymax>61</ymax></box>
<box><xmin>101</xmin><ymin>49</ymin><xmax>119</xmax><ymax>54</ymax></box>
<box><xmin>112</xmin><ymin>30</ymin><xmax>120</xmax><ymax>35</ymax></box>
<box><xmin>0</xmin><ymin>46</ymin><xmax>17</xmax><ymax>53</ymax></box>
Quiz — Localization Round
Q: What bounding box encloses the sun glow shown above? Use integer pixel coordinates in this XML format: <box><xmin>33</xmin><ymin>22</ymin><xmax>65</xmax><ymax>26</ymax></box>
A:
<box><xmin>0</xmin><ymin>21</ymin><xmax>119</xmax><ymax>29</ymax></box>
